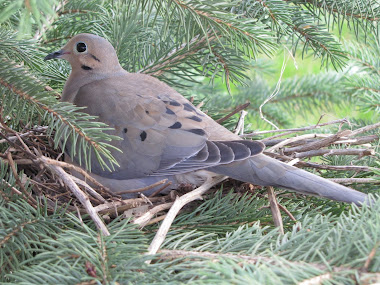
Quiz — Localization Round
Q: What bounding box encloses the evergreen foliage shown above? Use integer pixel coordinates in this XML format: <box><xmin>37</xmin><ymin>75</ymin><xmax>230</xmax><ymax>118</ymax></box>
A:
<box><xmin>0</xmin><ymin>0</ymin><xmax>379</xmax><ymax>283</ymax></box>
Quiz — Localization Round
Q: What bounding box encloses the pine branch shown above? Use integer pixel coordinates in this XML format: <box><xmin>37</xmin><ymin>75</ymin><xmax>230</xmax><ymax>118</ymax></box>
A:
<box><xmin>0</xmin><ymin>57</ymin><xmax>121</xmax><ymax>171</ymax></box>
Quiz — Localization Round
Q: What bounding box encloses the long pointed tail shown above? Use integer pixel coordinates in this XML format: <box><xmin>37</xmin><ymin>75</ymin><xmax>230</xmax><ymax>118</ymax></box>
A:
<box><xmin>210</xmin><ymin>154</ymin><xmax>368</xmax><ymax>205</ymax></box>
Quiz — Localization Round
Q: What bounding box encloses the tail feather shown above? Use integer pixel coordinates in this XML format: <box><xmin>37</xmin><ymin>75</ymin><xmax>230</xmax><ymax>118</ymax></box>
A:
<box><xmin>210</xmin><ymin>154</ymin><xmax>368</xmax><ymax>205</ymax></box>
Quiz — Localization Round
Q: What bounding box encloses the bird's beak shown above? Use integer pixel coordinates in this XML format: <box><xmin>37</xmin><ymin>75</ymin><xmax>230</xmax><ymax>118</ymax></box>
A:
<box><xmin>44</xmin><ymin>50</ymin><xmax>64</xmax><ymax>61</ymax></box>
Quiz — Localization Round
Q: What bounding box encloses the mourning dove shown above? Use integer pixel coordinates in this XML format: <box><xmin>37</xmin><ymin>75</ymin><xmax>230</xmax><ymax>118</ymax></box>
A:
<box><xmin>45</xmin><ymin>33</ymin><xmax>368</xmax><ymax>205</ymax></box>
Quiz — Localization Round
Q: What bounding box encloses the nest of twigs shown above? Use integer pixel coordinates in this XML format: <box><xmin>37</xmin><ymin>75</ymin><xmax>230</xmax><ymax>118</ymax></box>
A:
<box><xmin>1</xmin><ymin>115</ymin><xmax>379</xmax><ymax>253</ymax></box>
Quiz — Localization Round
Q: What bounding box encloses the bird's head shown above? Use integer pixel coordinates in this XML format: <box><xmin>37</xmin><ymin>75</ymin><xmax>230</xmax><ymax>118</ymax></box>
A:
<box><xmin>44</xmin><ymin>33</ymin><xmax>122</xmax><ymax>74</ymax></box>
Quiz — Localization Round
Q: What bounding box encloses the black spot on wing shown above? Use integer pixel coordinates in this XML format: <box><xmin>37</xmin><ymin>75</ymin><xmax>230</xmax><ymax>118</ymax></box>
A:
<box><xmin>123</xmin><ymin>128</ymin><xmax>128</xmax><ymax>133</ymax></box>
<box><xmin>169</xmin><ymin>100</ymin><xmax>181</xmax><ymax>106</ymax></box>
<box><xmin>187</xmin><ymin>115</ymin><xmax>202</xmax><ymax>122</ymax></box>
<box><xmin>162</xmin><ymin>99</ymin><xmax>181</xmax><ymax>107</ymax></box>
<box><xmin>169</xmin><ymin>122</ymin><xmax>182</xmax><ymax>129</ymax></box>
<box><xmin>186</xmin><ymin>129</ymin><xmax>206</xmax><ymax>136</ymax></box>
<box><xmin>166</xmin><ymin>107</ymin><xmax>175</xmax><ymax>115</ymax></box>
<box><xmin>81</xmin><ymin>65</ymin><xmax>92</xmax><ymax>70</ymax></box>
<box><xmin>184</xmin><ymin>103</ymin><xmax>204</xmax><ymax>116</ymax></box>
<box><xmin>90</xmin><ymin>53</ymin><xmax>100</xmax><ymax>62</ymax></box>
<box><xmin>183</xmin><ymin>103</ymin><xmax>197</xmax><ymax>112</ymax></box>
<box><xmin>140</xmin><ymin>131</ymin><xmax>147</xmax><ymax>141</ymax></box>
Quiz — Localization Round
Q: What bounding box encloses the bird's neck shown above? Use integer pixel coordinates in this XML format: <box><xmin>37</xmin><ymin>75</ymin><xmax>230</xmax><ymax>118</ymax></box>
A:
<box><xmin>61</xmin><ymin>69</ymin><xmax>126</xmax><ymax>103</ymax></box>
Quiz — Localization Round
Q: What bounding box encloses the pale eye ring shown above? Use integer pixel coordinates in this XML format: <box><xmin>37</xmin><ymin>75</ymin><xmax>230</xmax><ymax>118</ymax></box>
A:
<box><xmin>76</xmin><ymin>42</ymin><xmax>87</xmax><ymax>53</ymax></box>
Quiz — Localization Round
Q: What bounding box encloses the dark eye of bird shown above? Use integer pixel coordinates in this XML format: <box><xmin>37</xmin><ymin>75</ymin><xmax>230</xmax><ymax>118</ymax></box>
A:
<box><xmin>76</xmin><ymin>42</ymin><xmax>87</xmax><ymax>53</ymax></box>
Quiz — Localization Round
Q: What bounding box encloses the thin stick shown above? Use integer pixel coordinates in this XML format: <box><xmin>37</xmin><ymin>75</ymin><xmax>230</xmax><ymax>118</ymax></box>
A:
<box><xmin>278</xmin><ymin>204</ymin><xmax>296</xmax><ymax>222</ymax></box>
<box><xmin>43</xmin><ymin>162</ymin><xmax>110</xmax><ymax>236</ymax></box>
<box><xmin>146</xmin><ymin>214</ymin><xmax>167</xmax><ymax>226</ymax></box>
<box><xmin>94</xmin><ymin>196</ymin><xmax>169</xmax><ymax>214</ymax></box>
<box><xmin>0</xmin><ymin>126</ymin><xmax>48</xmax><ymax>144</ymax></box>
<box><xmin>1</xmin><ymin>178</ymin><xmax>23</xmax><ymax>195</ymax></box>
<box><xmin>295</xmin><ymin>148</ymin><xmax>375</xmax><ymax>159</ymax></box>
<box><xmin>149</xmin><ymin>181</ymin><xmax>172</xmax><ymax>197</ymax></box>
<box><xmin>216</xmin><ymin>102</ymin><xmax>250</xmax><ymax>124</ymax></box>
<box><xmin>362</xmin><ymin>242</ymin><xmax>379</xmax><ymax>272</ymax></box>
<box><xmin>69</xmin><ymin>175</ymin><xmax>106</xmax><ymax>203</ymax></box>
<box><xmin>267</xmin><ymin>186</ymin><xmax>284</xmax><ymax>234</ymax></box>
<box><xmin>147</xmin><ymin>174</ymin><xmax>227</xmax><ymax>260</ymax></box>
<box><xmin>266</xmin><ymin>134</ymin><xmax>322</xmax><ymax>153</ymax></box>
<box><xmin>134</xmin><ymin>202</ymin><xmax>175</xmax><ymax>227</ymax></box>
<box><xmin>36</xmin><ymin>157</ymin><xmax>109</xmax><ymax>193</ymax></box>
<box><xmin>261</xmin><ymin>130</ymin><xmax>299</xmax><ymax>141</ymax></box>
<box><xmin>328</xmin><ymin>178</ymin><xmax>378</xmax><ymax>184</ymax></box>
<box><xmin>348</xmin><ymin>121</ymin><xmax>380</xmax><ymax>137</ymax></box>
<box><xmin>283</xmin><ymin>130</ymin><xmax>351</xmax><ymax>153</ymax></box>
<box><xmin>234</xmin><ymin>110</ymin><xmax>248</xmax><ymax>135</ymax></box>
<box><xmin>263</xmin><ymin>134</ymin><xmax>378</xmax><ymax>147</ymax></box>
<box><xmin>265</xmin><ymin>152</ymin><xmax>377</xmax><ymax>172</ymax></box>
<box><xmin>116</xmin><ymin>179</ymin><xmax>168</xmax><ymax>195</ymax></box>
<box><xmin>6</xmin><ymin>152</ymin><xmax>38</xmax><ymax>205</ymax></box>
<box><xmin>242</xmin><ymin>118</ymin><xmax>349</xmax><ymax>137</ymax></box>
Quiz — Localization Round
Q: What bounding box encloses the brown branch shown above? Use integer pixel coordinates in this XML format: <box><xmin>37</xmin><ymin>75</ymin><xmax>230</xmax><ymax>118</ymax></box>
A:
<box><xmin>296</xmin><ymin>162</ymin><xmax>373</xmax><ymax>172</ymax></box>
<box><xmin>278</xmin><ymin>204</ymin><xmax>296</xmax><ymax>222</ymax></box>
<box><xmin>44</xmin><ymin>86</ymin><xmax>61</xmax><ymax>99</ymax></box>
<box><xmin>35</xmin><ymin>156</ymin><xmax>109</xmax><ymax>192</ymax></box>
<box><xmin>265</xmin><ymin>152</ymin><xmax>377</xmax><ymax>173</ymax></box>
<box><xmin>149</xmin><ymin>181</ymin><xmax>173</xmax><ymax>197</ymax></box>
<box><xmin>116</xmin><ymin>179</ymin><xmax>168</xmax><ymax>195</ymax></box>
<box><xmin>243</xmin><ymin>118</ymin><xmax>349</xmax><ymax>137</ymax></box>
<box><xmin>294</xmin><ymin>148</ymin><xmax>375</xmax><ymax>159</ymax></box>
<box><xmin>362</xmin><ymin>242</ymin><xmax>379</xmax><ymax>272</ymax></box>
<box><xmin>0</xmin><ymin>126</ymin><xmax>48</xmax><ymax>144</ymax></box>
<box><xmin>348</xmin><ymin>122</ymin><xmax>380</xmax><ymax>137</ymax></box>
<box><xmin>6</xmin><ymin>152</ymin><xmax>38</xmax><ymax>205</ymax></box>
<box><xmin>267</xmin><ymin>186</ymin><xmax>284</xmax><ymax>234</ymax></box>
<box><xmin>266</xmin><ymin>134</ymin><xmax>326</xmax><ymax>153</ymax></box>
<box><xmin>283</xmin><ymin>130</ymin><xmax>352</xmax><ymax>153</ymax></box>
<box><xmin>264</xmin><ymin>135</ymin><xmax>378</xmax><ymax>148</ymax></box>
<box><xmin>0</xmin><ymin>220</ymin><xmax>37</xmax><ymax>247</ymax></box>
<box><xmin>94</xmin><ymin>196</ymin><xmax>170</xmax><ymax>215</ymax></box>
<box><xmin>216</xmin><ymin>102</ymin><xmax>250</xmax><ymax>124</ymax></box>
<box><xmin>41</xmin><ymin>159</ymin><xmax>110</xmax><ymax>236</ymax></box>
<box><xmin>146</xmin><ymin>214</ymin><xmax>167</xmax><ymax>226</ymax></box>
<box><xmin>329</xmin><ymin>178</ymin><xmax>379</xmax><ymax>184</ymax></box>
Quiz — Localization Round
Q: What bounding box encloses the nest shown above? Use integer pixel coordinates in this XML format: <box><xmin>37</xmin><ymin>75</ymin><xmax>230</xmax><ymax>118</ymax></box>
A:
<box><xmin>1</xmin><ymin>116</ymin><xmax>379</xmax><ymax>254</ymax></box>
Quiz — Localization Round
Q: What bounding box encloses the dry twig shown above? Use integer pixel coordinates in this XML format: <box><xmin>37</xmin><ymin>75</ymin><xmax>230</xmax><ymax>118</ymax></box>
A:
<box><xmin>267</xmin><ymin>186</ymin><xmax>284</xmax><ymax>234</ymax></box>
<box><xmin>42</xmin><ymin>160</ymin><xmax>110</xmax><ymax>236</ymax></box>
<box><xmin>116</xmin><ymin>179</ymin><xmax>168</xmax><ymax>195</ymax></box>
<box><xmin>243</xmin><ymin>118</ymin><xmax>349</xmax><ymax>138</ymax></box>
<box><xmin>216</xmin><ymin>102</ymin><xmax>250</xmax><ymax>124</ymax></box>
<box><xmin>146</xmin><ymin>174</ymin><xmax>227</xmax><ymax>260</ymax></box>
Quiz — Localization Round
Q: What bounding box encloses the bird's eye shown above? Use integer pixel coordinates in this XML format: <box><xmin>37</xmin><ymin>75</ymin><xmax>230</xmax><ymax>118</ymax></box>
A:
<box><xmin>76</xmin><ymin>42</ymin><xmax>87</xmax><ymax>53</ymax></box>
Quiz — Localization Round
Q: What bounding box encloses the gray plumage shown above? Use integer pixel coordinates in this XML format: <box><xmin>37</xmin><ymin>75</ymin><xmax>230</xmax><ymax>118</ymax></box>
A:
<box><xmin>45</xmin><ymin>33</ymin><xmax>368</xmax><ymax>205</ymax></box>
